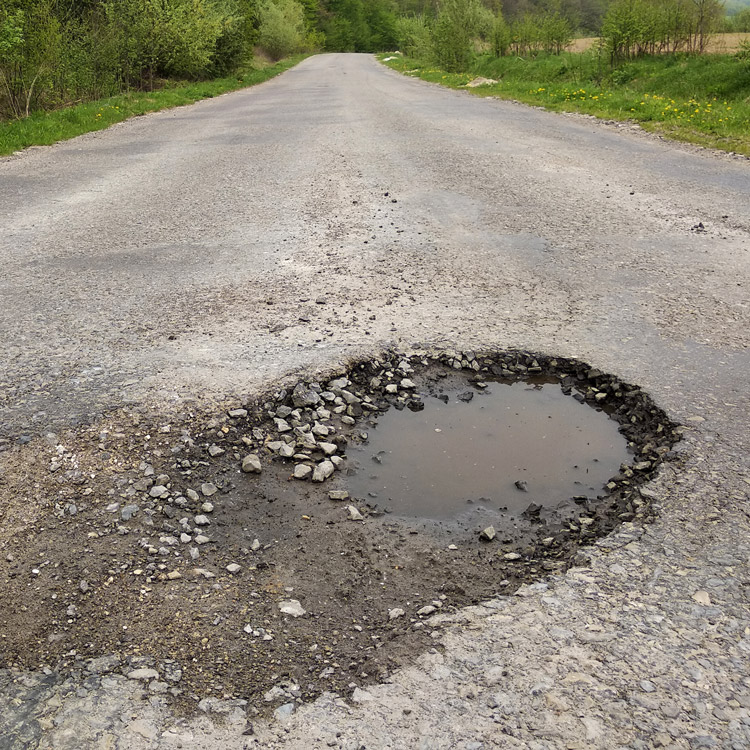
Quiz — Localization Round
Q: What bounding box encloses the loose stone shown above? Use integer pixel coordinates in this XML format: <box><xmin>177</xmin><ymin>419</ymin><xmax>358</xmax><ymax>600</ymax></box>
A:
<box><xmin>241</xmin><ymin>454</ymin><xmax>262</xmax><ymax>474</ymax></box>
<box><xmin>312</xmin><ymin>460</ymin><xmax>335</xmax><ymax>482</ymax></box>
<box><xmin>279</xmin><ymin>599</ymin><xmax>306</xmax><ymax>617</ymax></box>
<box><xmin>200</xmin><ymin>483</ymin><xmax>217</xmax><ymax>497</ymax></box>
<box><xmin>294</xmin><ymin>464</ymin><xmax>312</xmax><ymax>480</ymax></box>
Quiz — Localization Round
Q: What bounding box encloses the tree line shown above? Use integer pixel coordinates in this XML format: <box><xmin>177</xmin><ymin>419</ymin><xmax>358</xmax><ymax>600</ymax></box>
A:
<box><xmin>0</xmin><ymin>0</ymin><xmax>733</xmax><ymax>119</ymax></box>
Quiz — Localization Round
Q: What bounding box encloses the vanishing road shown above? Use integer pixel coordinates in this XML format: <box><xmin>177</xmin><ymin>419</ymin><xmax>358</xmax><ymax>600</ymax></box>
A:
<box><xmin>1</xmin><ymin>54</ymin><xmax>750</xmax><ymax>749</ymax></box>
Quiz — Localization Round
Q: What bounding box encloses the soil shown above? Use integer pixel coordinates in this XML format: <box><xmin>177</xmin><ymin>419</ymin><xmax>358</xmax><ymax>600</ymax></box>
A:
<box><xmin>0</xmin><ymin>349</ymin><xmax>681</xmax><ymax>718</ymax></box>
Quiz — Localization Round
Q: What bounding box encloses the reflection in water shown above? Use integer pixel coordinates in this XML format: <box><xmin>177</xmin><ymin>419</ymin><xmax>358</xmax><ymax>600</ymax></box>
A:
<box><xmin>347</xmin><ymin>381</ymin><xmax>631</xmax><ymax>520</ymax></box>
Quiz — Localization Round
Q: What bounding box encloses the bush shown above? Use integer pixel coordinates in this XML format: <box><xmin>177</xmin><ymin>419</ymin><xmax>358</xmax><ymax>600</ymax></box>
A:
<box><xmin>396</xmin><ymin>14</ymin><xmax>433</xmax><ymax>59</ymax></box>
<box><xmin>257</xmin><ymin>0</ymin><xmax>306</xmax><ymax>60</ymax></box>
<box><xmin>431</xmin><ymin>0</ymin><xmax>482</xmax><ymax>72</ymax></box>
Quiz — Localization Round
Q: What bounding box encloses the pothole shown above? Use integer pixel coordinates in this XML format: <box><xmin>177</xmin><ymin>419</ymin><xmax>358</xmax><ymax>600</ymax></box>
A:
<box><xmin>347</xmin><ymin>377</ymin><xmax>631</xmax><ymax>524</ymax></box>
<box><xmin>0</xmin><ymin>348</ymin><xmax>683</xmax><ymax>718</ymax></box>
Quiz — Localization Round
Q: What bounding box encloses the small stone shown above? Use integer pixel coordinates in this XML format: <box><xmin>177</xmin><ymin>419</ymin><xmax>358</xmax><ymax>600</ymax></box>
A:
<box><xmin>400</xmin><ymin>379</ymin><xmax>416</xmax><ymax>389</ymax></box>
<box><xmin>292</xmin><ymin>383</ymin><xmax>322</xmax><ymax>408</ymax></box>
<box><xmin>347</xmin><ymin>505</ymin><xmax>364</xmax><ymax>521</ymax></box>
<box><xmin>208</xmin><ymin>444</ymin><xmax>225</xmax><ymax>457</ymax></box>
<box><xmin>479</xmin><ymin>526</ymin><xmax>496</xmax><ymax>542</ymax></box>
<box><xmin>149</xmin><ymin>485</ymin><xmax>168</xmax><ymax>498</ymax></box>
<box><xmin>318</xmin><ymin>442</ymin><xmax>337</xmax><ymax>456</ymax></box>
<box><xmin>279</xmin><ymin>443</ymin><xmax>295</xmax><ymax>458</ymax></box>
<box><xmin>226</xmin><ymin>563</ymin><xmax>241</xmax><ymax>574</ymax></box>
<box><xmin>127</xmin><ymin>668</ymin><xmax>160</xmax><ymax>681</ymax></box>
<box><xmin>312</xmin><ymin>460</ymin><xmax>335</xmax><ymax>482</ymax></box>
<box><xmin>200</xmin><ymin>483</ymin><xmax>218</xmax><ymax>497</ymax></box>
<box><xmin>241</xmin><ymin>454</ymin><xmax>262</xmax><ymax>474</ymax></box>
<box><xmin>201</xmin><ymin>502</ymin><xmax>214</xmax><ymax>513</ymax></box>
<box><xmin>504</xmin><ymin>552</ymin><xmax>522</xmax><ymax>561</ymax></box>
<box><xmin>692</xmin><ymin>590</ymin><xmax>712</xmax><ymax>605</ymax></box>
<box><xmin>514</xmin><ymin>480</ymin><xmax>528</xmax><ymax>492</ymax></box>
<box><xmin>417</xmin><ymin>605</ymin><xmax>437</xmax><ymax>616</ymax></box>
<box><xmin>279</xmin><ymin>599</ymin><xmax>306</xmax><ymax>617</ymax></box>
<box><xmin>388</xmin><ymin>608</ymin><xmax>405</xmax><ymax>620</ymax></box>
<box><xmin>274</xmin><ymin>418</ymin><xmax>292</xmax><ymax>433</ymax></box>
<box><xmin>228</xmin><ymin>408</ymin><xmax>248</xmax><ymax>418</ymax></box>
<box><xmin>180</xmin><ymin>533</ymin><xmax>192</xmax><ymax>543</ymax></box>
<box><xmin>251</xmin><ymin>538</ymin><xmax>261</xmax><ymax>551</ymax></box>
<box><xmin>194</xmin><ymin>535</ymin><xmax>210</xmax><ymax>545</ymax></box>
<box><xmin>640</xmin><ymin>680</ymin><xmax>656</xmax><ymax>692</ymax></box>
<box><xmin>186</xmin><ymin>488</ymin><xmax>199</xmax><ymax>502</ymax></box>
<box><xmin>293</xmin><ymin>464</ymin><xmax>312</xmax><ymax>480</ymax></box>
<box><xmin>328</xmin><ymin>490</ymin><xmax>349</xmax><ymax>501</ymax></box>
<box><xmin>194</xmin><ymin>515</ymin><xmax>210</xmax><ymax>526</ymax></box>
<box><xmin>121</xmin><ymin>505</ymin><xmax>139</xmax><ymax>521</ymax></box>
<box><xmin>167</xmin><ymin>570</ymin><xmax>182</xmax><ymax>580</ymax></box>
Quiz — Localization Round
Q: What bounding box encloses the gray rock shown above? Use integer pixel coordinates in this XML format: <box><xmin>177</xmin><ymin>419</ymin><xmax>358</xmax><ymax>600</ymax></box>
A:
<box><xmin>347</xmin><ymin>505</ymin><xmax>364</xmax><ymax>521</ymax></box>
<box><xmin>388</xmin><ymin>608</ymin><xmax>405</xmax><ymax>620</ymax></box>
<box><xmin>294</xmin><ymin>464</ymin><xmax>312</xmax><ymax>480</ymax></box>
<box><xmin>292</xmin><ymin>383</ymin><xmax>321</xmax><ymax>408</ymax></box>
<box><xmin>208</xmin><ymin>444</ymin><xmax>225</xmax><ymax>457</ymax></box>
<box><xmin>312</xmin><ymin>460</ymin><xmax>335</xmax><ymax>482</ymax></box>
<box><xmin>329</xmin><ymin>490</ymin><xmax>350</xmax><ymax>501</ymax></box>
<box><xmin>149</xmin><ymin>485</ymin><xmax>168</xmax><ymax>498</ymax></box>
<box><xmin>274</xmin><ymin>418</ymin><xmax>292</xmax><ymax>432</ymax></box>
<box><xmin>226</xmin><ymin>563</ymin><xmax>241</xmax><ymax>574</ymax></box>
<box><xmin>479</xmin><ymin>526</ymin><xmax>496</xmax><ymax>542</ymax></box>
<box><xmin>241</xmin><ymin>454</ymin><xmax>262</xmax><ymax>473</ymax></box>
<box><xmin>194</xmin><ymin>514</ymin><xmax>210</xmax><ymax>526</ymax></box>
<box><xmin>200</xmin><ymin>483</ymin><xmax>218</xmax><ymax>497</ymax></box>
<box><xmin>279</xmin><ymin>599</ymin><xmax>306</xmax><ymax>617</ymax></box>
<box><xmin>121</xmin><ymin>504</ymin><xmax>139</xmax><ymax>521</ymax></box>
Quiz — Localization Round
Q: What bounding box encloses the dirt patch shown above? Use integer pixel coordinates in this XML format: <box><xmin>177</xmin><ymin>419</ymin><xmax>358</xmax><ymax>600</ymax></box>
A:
<box><xmin>0</xmin><ymin>349</ymin><xmax>681</xmax><ymax>720</ymax></box>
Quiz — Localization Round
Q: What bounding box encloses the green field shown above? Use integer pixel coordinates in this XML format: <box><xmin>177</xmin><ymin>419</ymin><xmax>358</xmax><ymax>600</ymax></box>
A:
<box><xmin>382</xmin><ymin>51</ymin><xmax>750</xmax><ymax>156</ymax></box>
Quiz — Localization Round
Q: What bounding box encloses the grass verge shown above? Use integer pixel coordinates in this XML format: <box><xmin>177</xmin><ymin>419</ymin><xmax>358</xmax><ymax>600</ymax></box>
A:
<box><xmin>380</xmin><ymin>52</ymin><xmax>750</xmax><ymax>156</ymax></box>
<box><xmin>0</xmin><ymin>55</ymin><xmax>307</xmax><ymax>158</ymax></box>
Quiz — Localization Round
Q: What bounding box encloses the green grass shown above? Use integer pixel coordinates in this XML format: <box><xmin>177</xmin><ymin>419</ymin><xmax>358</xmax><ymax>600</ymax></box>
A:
<box><xmin>0</xmin><ymin>55</ymin><xmax>307</xmax><ymax>157</ymax></box>
<box><xmin>380</xmin><ymin>51</ymin><xmax>750</xmax><ymax>156</ymax></box>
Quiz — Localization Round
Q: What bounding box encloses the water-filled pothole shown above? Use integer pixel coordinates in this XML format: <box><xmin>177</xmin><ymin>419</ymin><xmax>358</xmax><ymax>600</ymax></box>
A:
<box><xmin>347</xmin><ymin>379</ymin><xmax>630</xmax><ymax>521</ymax></box>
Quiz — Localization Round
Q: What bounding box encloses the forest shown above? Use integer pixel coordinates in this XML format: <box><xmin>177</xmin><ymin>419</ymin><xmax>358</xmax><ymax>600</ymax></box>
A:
<box><xmin>0</xmin><ymin>0</ymin><xmax>746</xmax><ymax>119</ymax></box>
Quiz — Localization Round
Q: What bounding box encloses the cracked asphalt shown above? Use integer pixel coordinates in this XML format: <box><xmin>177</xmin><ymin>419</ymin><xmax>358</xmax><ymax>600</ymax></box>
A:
<box><xmin>1</xmin><ymin>53</ymin><xmax>749</xmax><ymax>749</ymax></box>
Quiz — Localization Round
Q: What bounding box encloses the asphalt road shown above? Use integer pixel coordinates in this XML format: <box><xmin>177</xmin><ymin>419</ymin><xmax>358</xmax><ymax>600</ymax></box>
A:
<box><xmin>1</xmin><ymin>53</ymin><xmax>750</xmax><ymax>749</ymax></box>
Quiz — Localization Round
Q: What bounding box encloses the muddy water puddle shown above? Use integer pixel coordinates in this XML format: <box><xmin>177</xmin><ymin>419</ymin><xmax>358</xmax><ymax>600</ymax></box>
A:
<box><xmin>347</xmin><ymin>381</ymin><xmax>630</xmax><ymax>522</ymax></box>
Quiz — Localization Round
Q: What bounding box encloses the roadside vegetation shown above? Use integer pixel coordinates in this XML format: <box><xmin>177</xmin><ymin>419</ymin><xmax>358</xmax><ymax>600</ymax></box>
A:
<box><xmin>1</xmin><ymin>0</ymin><xmax>749</xmax><ymax>154</ymax></box>
<box><xmin>0</xmin><ymin>56</ymin><xmax>304</xmax><ymax>157</ymax></box>
<box><xmin>385</xmin><ymin>0</ymin><xmax>750</xmax><ymax>155</ymax></box>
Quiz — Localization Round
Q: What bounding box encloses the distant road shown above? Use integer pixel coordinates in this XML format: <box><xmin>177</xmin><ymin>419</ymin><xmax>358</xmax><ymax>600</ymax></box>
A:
<box><xmin>0</xmin><ymin>53</ymin><xmax>748</xmax><ymax>441</ymax></box>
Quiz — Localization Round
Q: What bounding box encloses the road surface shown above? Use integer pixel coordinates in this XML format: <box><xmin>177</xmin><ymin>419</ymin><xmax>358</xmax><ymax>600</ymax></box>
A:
<box><xmin>1</xmin><ymin>53</ymin><xmax>749</xmax><ymax>749</ymax></box>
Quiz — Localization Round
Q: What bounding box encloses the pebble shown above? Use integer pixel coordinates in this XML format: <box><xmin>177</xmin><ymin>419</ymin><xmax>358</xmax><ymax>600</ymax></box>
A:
<box><xmin>279</xmin><ymin>599</ymin><xmax>306</xmax><ymax>617</ymax></box>
<box><xmin>226</xmin><ymin>563</ymin><xmax>241</xmax><ymax>574</ymax></box>
<box><xmin>479</xmin><ymin>526</ymin><xmax>496</xmax><ymax>542</ymax></box>
<box><xmin>200</xmin><ymin>483</ymin><xmax>217</xmax><ymax>497</ymax></box>
<box><xmin>201</xmin><ymin>502</ymin><xmax>214</xmax><ymax>513</ymax></box>
<box><xmin>347</xmin><ymin>506</ymin><xmax>364</xmax><ymax>521</ymax></box>
<box><xmin>388</xmin><ymin>608</ymin><xmax>405</xmax><ymax>620</ymax></box>
<box><xmin>194</xmin><ymin>515</ymin><xmax>210</xmax><ymax>526</ymax></box>
<box><xmin>312</xmin><ymin>460</ymin><xmax>335</xmax><ymax>482</ymax></box>
<box><xmin>148</xmin><ymin>485</ymin><xmax>168</xmax><ymax>498</ymax></box>
<box><xmin>294</xmin><ymin>464</ymin><xmax>312</xmax><ymax>480</ymax></box>
<box><xmin>329</xmin><ymin>490</ymin><xmax>350</xmax><ymax>501</ymax></box>
<box><xmin>241</xmin><ymin>454</ymin><xmax>262</xmax><ymax>473</ymax></box>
